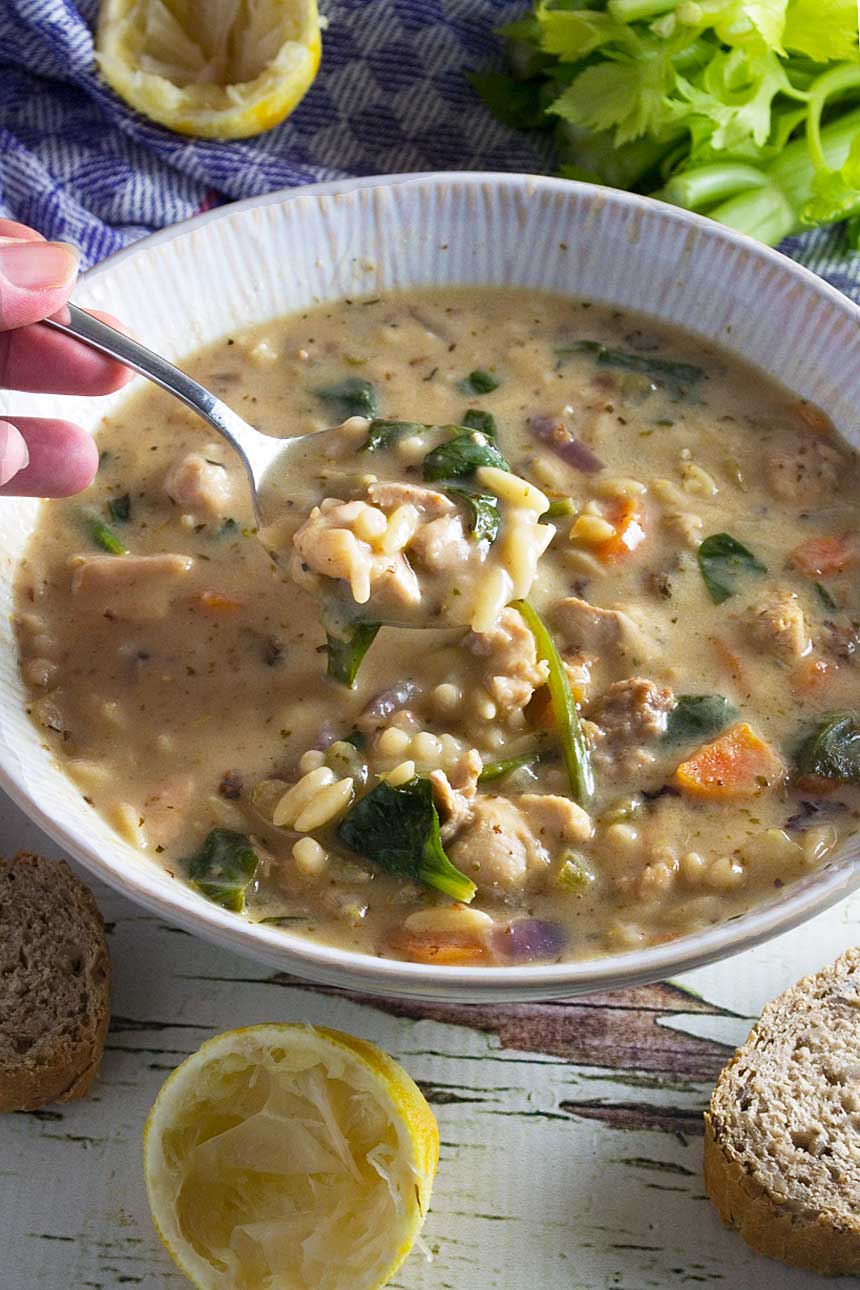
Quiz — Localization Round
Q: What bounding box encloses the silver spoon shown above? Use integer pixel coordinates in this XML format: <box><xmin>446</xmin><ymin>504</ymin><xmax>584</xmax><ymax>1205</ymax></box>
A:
<box><xmin>41</xmin><ymin>303</ymin><xmax>452</xmax><ymax>633</ymax></box>
<box><xmin>42</xmin><ymin>302</ymin><xmax>346</xmax><ymax>528</ymax></box>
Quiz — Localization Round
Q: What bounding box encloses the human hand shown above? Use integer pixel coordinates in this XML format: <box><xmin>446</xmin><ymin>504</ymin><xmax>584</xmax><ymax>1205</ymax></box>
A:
<box><xmin>0</xmin><ymin>220</ymin><xmax>133</xmax><ymax>497</ymax></box>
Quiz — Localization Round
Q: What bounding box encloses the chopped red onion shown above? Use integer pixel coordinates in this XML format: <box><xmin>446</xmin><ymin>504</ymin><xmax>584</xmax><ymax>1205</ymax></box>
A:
<box><xmin>492</xmin><ymin>918</ymin><xmax>567</xmax><ymax>963</ymax></box>
<box><xmin>314</xmin><ymin>721</ymin><xmax>339</xmax><ymax>750</ymax></box>
<box><xmin>529</xmin><ymin>414</ymin><xmax>604</xmax><ymax>474</ymax></box>
<box><xmin>361</xmin><ymin>681</ymin><xmax>418</xmax><ymax>722</ymax></box>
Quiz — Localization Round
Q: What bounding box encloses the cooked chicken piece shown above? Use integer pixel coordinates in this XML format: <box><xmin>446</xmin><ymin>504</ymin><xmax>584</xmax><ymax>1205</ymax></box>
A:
<box><xmin>518</xmin><ymin>794</ymin><xmax>593</xmax><ymax>845</ymax></box>
<box><xmin>70</xmin><ymin>553</ymin><xmax>194</xmax><ymax>622</ymax></box>
<box><xmin>430</xmin><ymin>749</ymin><xmax>482</xmax><ymax>842</ymax></box>
<box><xmin>742</xmin><ymin>588</ymin><xmax>810</xmax><ymax>662</ymax></box>
<box><xmin>555</xmin><ymin>596</ymin><xmax>661</xmax><ymax>666</ymax></box>
<box><xmin>164</xmin><ymin>452</ymin><xmax>235</xmax><ymax>519</ymax></box>
<box><xmin>767</xmin><ymin>435</ymin><xmax>846</xmax><ymax>504</ymax></box>
<box><xmin>466</xmin><ymin>606</ymin><xmax>549</xmax><ymax>712</ymax></box>
<box><xmin>408</xmin><ymin>514</ymin><xmax>472</xmax><ymax>571</ymax></box>
<box><xmin>367</xmin><ymin>481</ymin><xmax>454</xmax><ymax>518</ymax></box>
<box><xmin>589</xmin><ymin>676</ymin><xmax>674</xmax><ymax>744</ymax></box>
<box><xmin>447</xmin><ymin>796</ymin><xmax>549</xmax><ymax>895</ymax></box>
<box><xmin>446</xmin><ymin>791</ymin><xmax>593</xmax><ymax>895</ymax></box>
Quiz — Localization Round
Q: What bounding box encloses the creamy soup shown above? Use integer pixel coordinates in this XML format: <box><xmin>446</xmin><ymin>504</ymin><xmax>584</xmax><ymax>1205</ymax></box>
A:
<box><xmin>14</xmin><ymin>288</ymin><xmax>860</xmax><ymax>967</ymax></box>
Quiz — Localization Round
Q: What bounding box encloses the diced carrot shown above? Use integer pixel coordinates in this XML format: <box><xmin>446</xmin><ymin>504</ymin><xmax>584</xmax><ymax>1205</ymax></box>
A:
<box><xmin>388</xmin><ymin>932</ymin><xmax>489</xmax><ymax>966</ymax></box>
<box><xmin>794</xmin><ymin>656</ymin><xmax>838</xmax><ymax>693</ymax></box>
<box><xmin>674</xmin><ymin>722</ymin><xmax>785</xmax><ymax>799</ymax></box>
<box><xmin>791</xmin><ymin>535</ymin><xmax>851</xmax><ymax>577</ymax></box>
<box><xmin>594</xmin><ymin>497</ymin><xmax>647</xmax><ymax>562</ymax></box>
<box><xmin>710</xmin><ymin>635</ymin><xmax>748</xmax><ymax>692</ymax></box>
<box><xmin>192</xmin><ymin>590</ymin><xmax>243</xmax><ymax>615</ymax></box>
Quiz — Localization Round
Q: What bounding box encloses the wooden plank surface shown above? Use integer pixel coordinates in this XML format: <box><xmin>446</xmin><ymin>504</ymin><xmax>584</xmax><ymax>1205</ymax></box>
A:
<box><xmin>3</xmin><ymin>791</ymin><xmax>859</xmax><ymax>1290</ymax></box>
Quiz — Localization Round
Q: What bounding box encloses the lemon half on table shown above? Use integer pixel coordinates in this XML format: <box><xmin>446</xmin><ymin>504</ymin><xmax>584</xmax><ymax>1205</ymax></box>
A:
<box><xmin>96</xmin><ymin>0</ymin><xmax>322</xmax><ymax>139</ymax></box>
<box><xmin>143</xmin><ymin>1024</ymin><xmax>439</xmax><ymax>1290</ymax></box>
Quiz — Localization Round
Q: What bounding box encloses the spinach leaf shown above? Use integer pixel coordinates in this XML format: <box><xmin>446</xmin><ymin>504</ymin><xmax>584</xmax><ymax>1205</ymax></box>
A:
<box><xmin>107</xmin><ymin>493</ymin><xmax>131</xmax><ymax>523</ymax></box>
<box><xmin>461</xmin><ymin>408</ymin><xmax>498</xmax><ymax>438</ymax></box>
<box><xmin>82</xmin><ymin>509</ymin><xmax>127</xmax><ymax>556</ymax></box>
<box><xmin>326</xmin><ymin>623</ymin><xmax>380</xmax><ymax>688</ymax></box>
<box><xmin>697</xmin><ymin>533</ymin><xmax>767</xmax><ymax>604</ymax></box>
<box><xmin>361</xmin><ymin>419</ymin><xmax>426</xmax><ymax>453</ymax></box>
<box><xmin>458</xmin><ymin>369</ymin><xmax>501</xmax><ymax>396</ymax></box>
<box><xmin>795</xmin><ymin>711</ymin><xmax>860</xmax><ymax>784</ymax></box>
<box><xmin>317</xmin><ymin>377</ymin><xmax>379</xmax><ymax>421</ymax></box>
<box><xmin>513</xmin><ymin>600</ymin><xmax>594</xmax><ymax>805</ymax></box>
<box><xmin>337</xmin><ymin>777</ymin><xmax>476</xmax><ymax>903</ymax></box>
<box><xmin>664</xmin><ymin>695</ymin><xmax>738</xmax><ymax>744</ymax></box>
<box><xmin>445</xmin><ymin>484</ymin><xmax>501</xmax><ymax>543</ymax></box>
<box><xmin>422</xmin><ymin>431</ymin><xmax>510</xmax><ymax>481</ymax></box>
<box><xmin>816</xmin><ymin>581</ymin><xmax>839</xmax><ymax>612</ymax></box>
<box><xmin>216</xmin><ymin>517</ymin><xmax>240</xmax><ymax>539</ymax></box>
<box><xmin>185</xmin><ymin>828</ymin><xmax>259</xmax><ymax>912</ymax></box>
<box><xmin>557</xmin><ymin>340</ymin><xmax>705</xmax><ymax>402</ymax></box>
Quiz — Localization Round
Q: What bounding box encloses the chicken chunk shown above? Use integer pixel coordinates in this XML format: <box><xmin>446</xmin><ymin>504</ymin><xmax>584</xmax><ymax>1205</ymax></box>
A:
<box><xmin>589</xmin><ymin>677</ymin><xmax>674</xmax><ymax>744</ymax></box>
<box><xmin>466</xmin><ymin>606</ymin><xmax>548</xmax><ymax>713</ymax></box>
<box><xmin>555</xmin><ymin>596</ymin><xmax>661</xmax><ymax>666</ymax></box>
<box><xmin>587</xmin><ymin>676</ymin><xmax>674</xmax><ymax>775</ymax></box>
<box><xmin>164</xmin><ymin>452</ymin><xmax>235</xmax><ymax>520</ymax></box>
<box><xmin>742</xmin><ymin>588</ymin><xmax>810</xmax><ymax>662</ymax></box>
<box><xmin>767</xmin><ymin>435</ymin><xmax>847</xmax><ymax>504</ymax></box>
<box><xmin>518</xmin><ymin>794</ymin><xmax>593</xmax><ymax>845</ymax></box>
<box><xmin>447</xmin><ymin>796</ymin><xmax>549</xmax><ymax>895</ymax></box>
<box><xmin>429</xmin><ymin>749</ymin><xmax>482</xmax><ymax>841</ymax></box>
<box><xmin>70</xmin><ymin>554</ymin><xmax>194</xmax><ymax>622</ymax></box>
<box><xmin>446</xmin><ymin>791</ymin><xmax>593</xmax><ymax>896</ymax></box>
<box><xmin>408</xmin><ymin>514</ymin><xmax>473</xmax><ymax>571</ymax></box>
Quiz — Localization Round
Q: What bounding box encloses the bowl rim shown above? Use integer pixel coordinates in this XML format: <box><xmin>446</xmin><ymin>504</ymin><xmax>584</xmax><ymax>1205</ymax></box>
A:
<box><xmin>7</xmin><ymin>169</ymin><xmax>860</xmax><ymax>1002</ymax></box>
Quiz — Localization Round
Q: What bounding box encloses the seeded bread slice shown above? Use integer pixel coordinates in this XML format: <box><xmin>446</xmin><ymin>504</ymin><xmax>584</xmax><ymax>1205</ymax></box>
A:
<box><xmin>704</xmin><ymin>947</ymin><xmax>860</xmax><ymax>1276</ymax></box>
<box><xmin>0</xmin><ymin>853</ymin><xmax>111</xmax><ymax>1112</ymax></box>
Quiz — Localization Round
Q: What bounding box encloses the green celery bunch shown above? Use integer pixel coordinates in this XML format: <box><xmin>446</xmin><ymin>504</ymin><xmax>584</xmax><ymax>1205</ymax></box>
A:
<box><xmin>474</xmin><ymin>0</ymin><xmax>860</xmax><ymax>245</ymax></box>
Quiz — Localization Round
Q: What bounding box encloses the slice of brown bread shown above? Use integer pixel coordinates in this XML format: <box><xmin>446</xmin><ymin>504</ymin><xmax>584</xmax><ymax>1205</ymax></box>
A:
<box><xmin>705</xmin><ymin>947</ymin><xmax>860</xmax><ymax>1276</ymax></box>
<box><xmin>0</xmin><ymin>853</ymin><xmax>111</xmax><ymax>1112</ymax></box>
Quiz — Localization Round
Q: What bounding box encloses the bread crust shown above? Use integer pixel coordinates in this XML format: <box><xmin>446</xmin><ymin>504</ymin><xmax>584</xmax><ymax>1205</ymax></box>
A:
<box><xmin>0</xmin><ymin>853</ymin><xmax>111</xmax><ymax>1113</ymax></box>
<box><xmin>704</xmin><ymin>948</ymin><xmax>860</xmax><ymax>1276</ymax></box>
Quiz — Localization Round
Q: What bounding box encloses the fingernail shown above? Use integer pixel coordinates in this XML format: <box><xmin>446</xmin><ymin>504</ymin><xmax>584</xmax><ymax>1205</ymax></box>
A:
<box><xmin>0</xmin><ymin>240</ymin><xmax>79</xmax><ymax>290</ymax></box>
<box><xmin>0</xmin><ymin>420</ymin><xmax>29</xmax><ymax>486</ymax></box>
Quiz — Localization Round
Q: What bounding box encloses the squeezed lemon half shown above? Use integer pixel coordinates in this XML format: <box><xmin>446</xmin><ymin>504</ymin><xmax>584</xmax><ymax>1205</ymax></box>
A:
<box><xmin>96</xmin><ymin>0</ymin><xmax>322</xmax><ymax>139</ymax></box>
<box><xmin>143</xmin><ymin>1024</ymin><xmax>438</xmax><ymax>1290</ymax></box>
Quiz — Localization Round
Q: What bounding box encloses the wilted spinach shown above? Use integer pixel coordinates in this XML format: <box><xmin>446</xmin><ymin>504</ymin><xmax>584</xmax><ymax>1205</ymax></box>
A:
<box><xmin>697</xmin><ymin>533</ymin><xmax>767</xmax><ymax>604</ymax></box>
<box><xmin>185</xmin><ymin>829</ymin><xmax>259</xmax><ymax>912</ymax></box>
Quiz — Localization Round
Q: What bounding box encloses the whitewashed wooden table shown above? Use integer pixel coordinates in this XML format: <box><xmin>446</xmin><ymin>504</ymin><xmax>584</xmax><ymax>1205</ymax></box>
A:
<box><xmin>3</xmin><ymin>787</ymin><xmax>859</xmax><ymax>1290</ymax></box>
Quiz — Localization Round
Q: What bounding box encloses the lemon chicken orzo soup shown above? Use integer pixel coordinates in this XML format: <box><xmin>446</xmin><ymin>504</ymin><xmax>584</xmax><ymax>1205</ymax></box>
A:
<box><xmin>14</xmin><ymin>288</ymin><xmax>860</xmax><ymax>966</ymax></box>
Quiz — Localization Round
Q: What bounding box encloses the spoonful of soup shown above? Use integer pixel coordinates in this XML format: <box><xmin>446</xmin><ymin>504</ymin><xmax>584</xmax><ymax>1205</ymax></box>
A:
<box><xmin>43</xmin><ymin>305</ymin><xmax>554</xmax><ymax>652</ymax></box>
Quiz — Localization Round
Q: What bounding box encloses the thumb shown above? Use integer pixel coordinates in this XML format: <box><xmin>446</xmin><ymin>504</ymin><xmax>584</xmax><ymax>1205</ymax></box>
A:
<box><xmin>0</xmin><ymin>419</ymin><xmax>30</xmax><ymax>485</ymax></box>
<box><xmin>0</xmin><ymin>239</ymin><xmax>80</xmax><ymax>331</ymax></box>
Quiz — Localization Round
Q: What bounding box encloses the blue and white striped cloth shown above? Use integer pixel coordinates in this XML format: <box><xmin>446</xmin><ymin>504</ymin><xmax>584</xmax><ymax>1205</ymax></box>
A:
<box><xmin>0</xmin><ymin>0</ymin><xmax>858</xmax><ymax>295</ymax></box>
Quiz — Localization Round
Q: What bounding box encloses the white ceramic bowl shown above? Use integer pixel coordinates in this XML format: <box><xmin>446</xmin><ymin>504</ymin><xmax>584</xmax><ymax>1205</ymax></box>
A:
<box><xmin>3</xmin><ymin>173</ymin><xmax>860</xmax><ymax>1002</ymax></box>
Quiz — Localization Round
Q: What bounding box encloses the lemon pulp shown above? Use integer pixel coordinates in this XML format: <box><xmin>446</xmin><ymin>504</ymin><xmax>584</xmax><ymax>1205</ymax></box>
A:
<box><xmin>143</xmin><ymin>1024</ymin><xmax>438</xmax><ymax>1290</ymax></box>
<box><xmin>96</xmin><ymin>0</ymin><xmax>322</xmax><ymax>139</ymax></box>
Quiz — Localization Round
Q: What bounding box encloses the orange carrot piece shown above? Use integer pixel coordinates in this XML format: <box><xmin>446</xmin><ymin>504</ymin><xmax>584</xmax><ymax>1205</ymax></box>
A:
<box><xmin>674</xmin><ymin>722</ymin><xmax>785</xmax><ymax>799</ymax></box>
<box><xmin>192</xmin><ymin>590</ymin><xmax>243</xmax><ymax>615</ymax></box>
<box><xmin>791</xmin><ymin>535</ymin><xmax>851</xmax><ymax>577</ymax></box>
<box><xmin>389</xmin><ymin>932</ymin><xmax>489</xmax><ymax>966</ymax></box>
<box><xmin>594</xmin><ymin>497</ymin><xmax>647</xmax><ymax>562</ymax></box>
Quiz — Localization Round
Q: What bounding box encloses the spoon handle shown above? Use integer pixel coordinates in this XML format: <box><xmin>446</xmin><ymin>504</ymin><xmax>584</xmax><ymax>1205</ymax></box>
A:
<box><xmin>42</xmin><ymin>304</ymin><xmax>269</xmax><ymax>498</ymax></box>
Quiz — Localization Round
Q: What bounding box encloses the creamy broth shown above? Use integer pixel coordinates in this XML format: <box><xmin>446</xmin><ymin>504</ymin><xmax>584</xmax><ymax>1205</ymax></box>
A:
<box><xmin>15</xmin><ymin>288</ymin><xmax>860</xmax><ymax>966</ymax></box>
